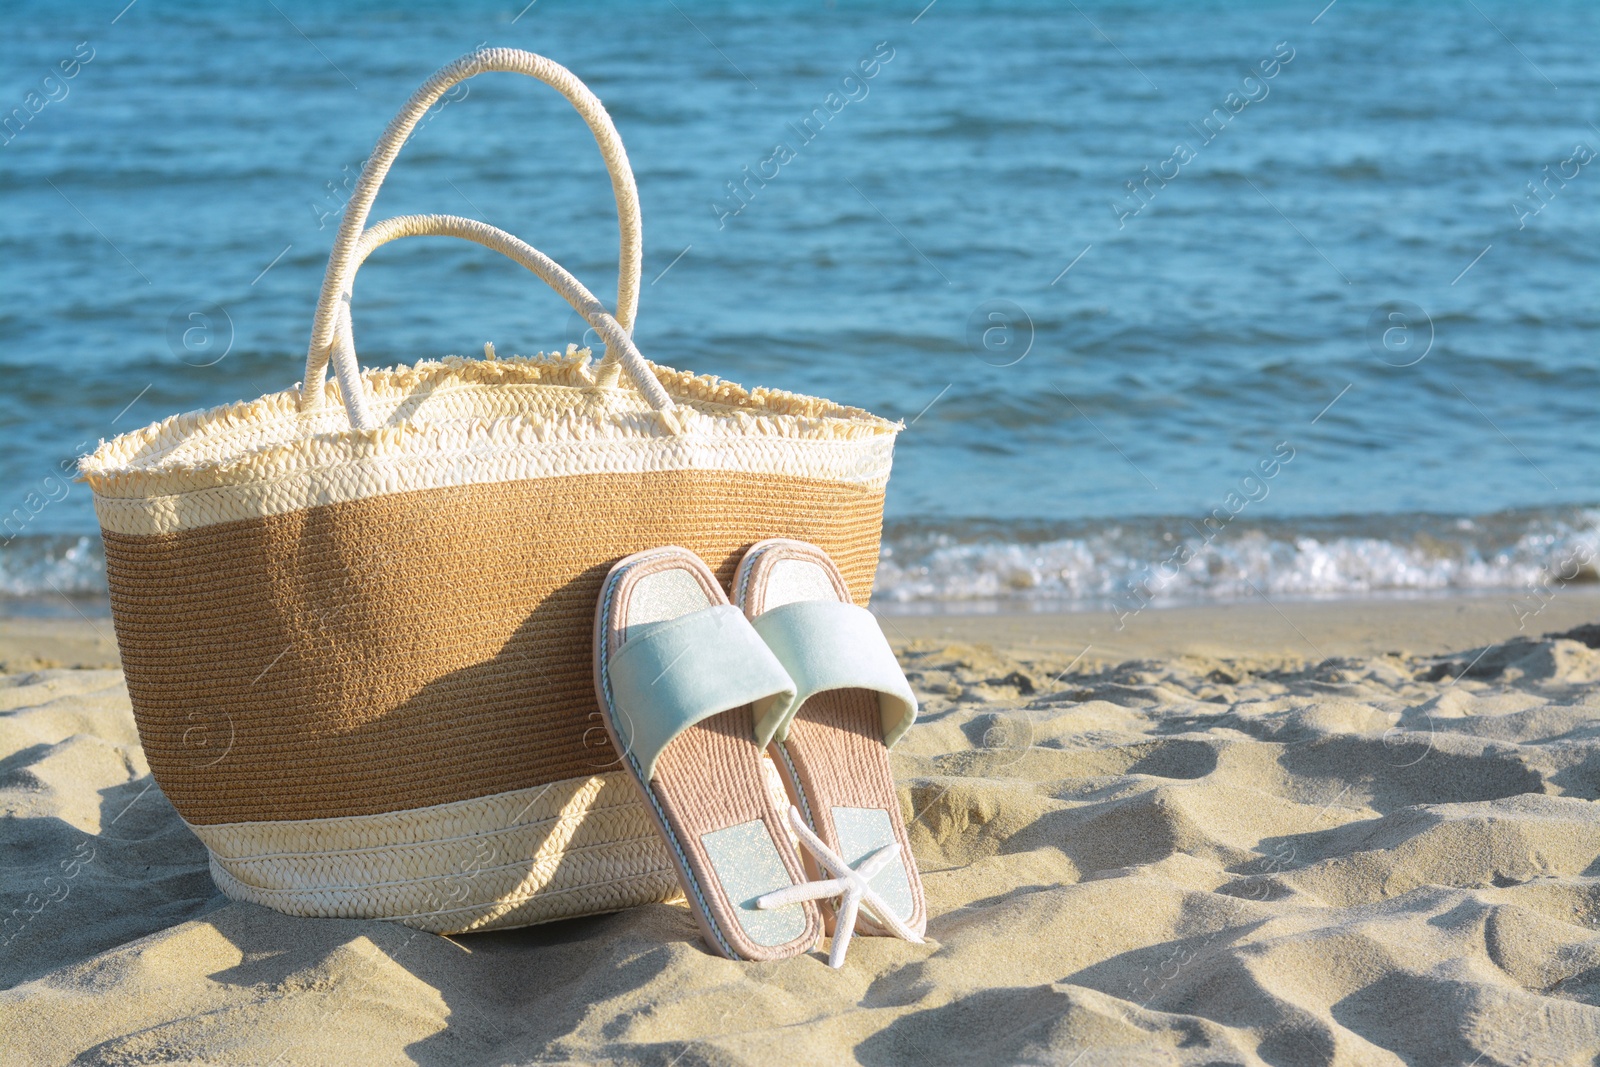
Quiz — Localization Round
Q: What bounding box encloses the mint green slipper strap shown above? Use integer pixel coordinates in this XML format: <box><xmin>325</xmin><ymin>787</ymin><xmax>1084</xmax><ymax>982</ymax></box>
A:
<box><xmin>749</xmin><ymin>600</ymin><xmax>918</xmax><ymax>750</ymax></box>
<box><xmin>606</xmin><ymin>604</ymin><xmax>796</xmax><ymax>782</ymax></box>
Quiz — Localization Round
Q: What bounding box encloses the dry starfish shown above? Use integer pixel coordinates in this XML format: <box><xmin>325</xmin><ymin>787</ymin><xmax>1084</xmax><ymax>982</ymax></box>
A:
<box><xmin>756</xmin><ymin>805</ymin><xmax>925</xmax><ymax>968</ymax></box>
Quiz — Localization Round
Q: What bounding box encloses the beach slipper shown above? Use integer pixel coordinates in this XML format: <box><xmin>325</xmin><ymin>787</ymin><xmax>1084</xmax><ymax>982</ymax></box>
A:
<box><xmin>594</xmin><ymin>546</ymin><xmax>822</xmax><ymax>961</ymax></box>
<box><xmin>734</xmin><ymin>539</ymin><xmax>927</xmax><ymax>948</ymax></box>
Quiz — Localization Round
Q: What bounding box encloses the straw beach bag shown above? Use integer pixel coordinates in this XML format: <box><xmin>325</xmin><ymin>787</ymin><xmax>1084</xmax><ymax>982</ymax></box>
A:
<box><xmin>81</xmin><ymin>49</ymin><xmax>900</xmax><ymax>934</ymax></box>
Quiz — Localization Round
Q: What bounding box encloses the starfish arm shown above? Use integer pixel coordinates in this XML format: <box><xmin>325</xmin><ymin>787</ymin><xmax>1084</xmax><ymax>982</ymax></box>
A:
<box><xmin>786</xmin><ymin>806</ymin><xmax>852</xmax><ymax>879</ymax></box>
<box><xmin>786</xmin><ymin>804</ymin><xmax>811</xmax><ymax>838</ymax></box>
<box><xmin>854</xmin><ymin>841</ymin><xmax>901</xmax><ymax>880</ymax></box>
<box><xmin>756</xmin><ymin>878</ymin><xmax>848</xmax><ymax>911</ymax></box>
<box><xmin>829</xmin><ymin>891</ymin><xmax>862</xmax><ymax>969</ymax></box>
<box><xmin>858</xmin><ymin>887</ymin><xmax>925</xmax><ymax>944</ymax></box>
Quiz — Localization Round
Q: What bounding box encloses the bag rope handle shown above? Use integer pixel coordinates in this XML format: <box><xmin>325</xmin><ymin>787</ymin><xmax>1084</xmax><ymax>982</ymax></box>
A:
<box><xmin>327</xmin><ymin>213</ymin><xmax>675</xmax><ymax>430</ymax></box>
<box><xmin>302</xmin><ymin>47</ymin><xmax>643</xmax><ymax>414</ymax></box>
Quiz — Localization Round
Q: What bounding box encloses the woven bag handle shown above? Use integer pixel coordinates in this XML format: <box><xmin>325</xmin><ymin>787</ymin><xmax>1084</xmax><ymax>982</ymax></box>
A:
<box><xmin>327</xmin><ymin>213</ymin><xmax>674</xmax><ymax>430</ymax></box>
<box><xmin>302</xmin><ymin>47</ymin><xmax>643</xmax><ymax>413</ymax></box>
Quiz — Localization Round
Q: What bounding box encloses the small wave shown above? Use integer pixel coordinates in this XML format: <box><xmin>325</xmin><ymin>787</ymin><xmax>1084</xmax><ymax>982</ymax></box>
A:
<box><xmin>0</xmin><ymin>535</ymin><xmax>105</xmax><ymax>600</ymax></box>
<box><xmin>874</xmin><ymin>507</ymin><xmax>1600</xmax><ymax>611</ymax></box>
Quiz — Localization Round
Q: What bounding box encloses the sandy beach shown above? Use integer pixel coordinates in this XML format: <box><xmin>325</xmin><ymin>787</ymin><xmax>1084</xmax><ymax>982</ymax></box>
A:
<box><xmin>5</xmin><ymin>591</ymin><xmax>1600</xmax><ymax>1065</ymax></box>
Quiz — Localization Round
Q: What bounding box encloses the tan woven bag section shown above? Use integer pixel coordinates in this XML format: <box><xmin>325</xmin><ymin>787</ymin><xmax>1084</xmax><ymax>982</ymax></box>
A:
<box><xmin>80</xmin><ymin>48</ymin><xmax>899</xmax><ymax>934</ymax></box>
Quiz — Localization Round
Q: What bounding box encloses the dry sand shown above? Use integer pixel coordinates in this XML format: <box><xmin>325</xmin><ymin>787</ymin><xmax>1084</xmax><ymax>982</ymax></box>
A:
<box><xmin>4</xmin><ymin>592</ymin><xmax>1600</xmax><ymax>1065</ymax></box>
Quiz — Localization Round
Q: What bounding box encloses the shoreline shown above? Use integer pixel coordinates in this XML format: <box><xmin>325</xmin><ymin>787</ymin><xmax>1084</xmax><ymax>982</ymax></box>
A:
<box><xmin>881</xmin><ymin>586</ymin><xmax>1600</xmax><ymax>666</ymax></box>
<box><xmin>5</xmin><ymin>588</ymin><xmax>1595</xmax><ymax>673</ymax></box>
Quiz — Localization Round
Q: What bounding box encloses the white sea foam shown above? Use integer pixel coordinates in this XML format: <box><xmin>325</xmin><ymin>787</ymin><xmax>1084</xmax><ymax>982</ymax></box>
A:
<box><xmin>873</xmin><ymin>509</ymin><xmax>1600</xmax><ymax>610</ymax></box>
<box><xmin>0</xmin><ymin>535</ymin><xmax>105</xmax><ymax>600</ymax></box>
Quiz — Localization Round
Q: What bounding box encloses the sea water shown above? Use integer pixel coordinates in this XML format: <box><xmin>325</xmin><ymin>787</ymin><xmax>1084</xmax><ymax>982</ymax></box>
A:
<box><xmin>1</xmin><ymin>0</ymin><xmax>1595</xmax><ymax>613</ymax></box>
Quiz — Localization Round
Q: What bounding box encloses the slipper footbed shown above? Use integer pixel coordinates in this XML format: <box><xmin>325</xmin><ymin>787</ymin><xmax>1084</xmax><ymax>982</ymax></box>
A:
<box><xmin>738</xmin><ymin>539</ymin><xmax>928</xmax><ymax>938</ymax></box>
<box><xmin>597</xmin><ymin>548</ymin><xmax>821</xmax><ymax>962</ymax></box>
<box><xmin>777</xmin><ymin>690</ymin><xmax>927</xmax><ymax>937</ymax></box>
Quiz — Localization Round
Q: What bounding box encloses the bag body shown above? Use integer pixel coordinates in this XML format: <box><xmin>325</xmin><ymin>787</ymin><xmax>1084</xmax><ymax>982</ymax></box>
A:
<box><xmin>81</xmin><ymin>48</ymin><xmax>898</xmax><ymax>934</ymax></box>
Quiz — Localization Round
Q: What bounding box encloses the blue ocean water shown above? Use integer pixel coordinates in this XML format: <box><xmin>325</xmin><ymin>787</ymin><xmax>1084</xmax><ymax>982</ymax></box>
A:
<box><xmin>1</xmin><ymin>0</ymin><xmax>1596</xmax><ymax>611</ymax></box>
